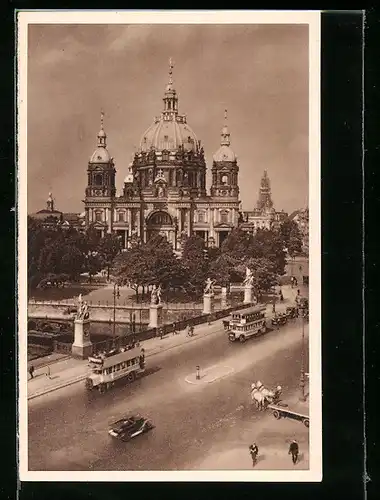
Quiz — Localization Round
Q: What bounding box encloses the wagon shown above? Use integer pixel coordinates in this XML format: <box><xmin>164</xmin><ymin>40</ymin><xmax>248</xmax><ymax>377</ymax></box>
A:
<box><xmin>267</xmin><ymin>403</ymin><xmax>310</xmax><ymax>428</ymax></box>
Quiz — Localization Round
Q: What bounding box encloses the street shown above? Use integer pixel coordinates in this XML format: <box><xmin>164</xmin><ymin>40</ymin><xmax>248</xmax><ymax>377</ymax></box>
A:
<box><xmin>28</xmin><ymin>318</ymin><xmax>309</xmax><ymax>471</ymax></box>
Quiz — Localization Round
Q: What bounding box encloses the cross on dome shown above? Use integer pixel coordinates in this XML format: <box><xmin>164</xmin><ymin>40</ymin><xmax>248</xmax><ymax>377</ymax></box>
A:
<box><xmin>221</xmin><ymin>108</ymin><xmax>231</xmax><ymax>146</ymax></box>
<box><xmin>168</xmin><ymin>57</ymin><xmax>174</xmax><ymax>85</ymax></box>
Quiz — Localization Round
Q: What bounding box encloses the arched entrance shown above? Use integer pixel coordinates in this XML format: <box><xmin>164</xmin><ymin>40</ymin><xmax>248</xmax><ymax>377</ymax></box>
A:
<box><xmin>146</xmin><ymin>211</ymin><xmax>174</xmax><ymax>243</ymax></box>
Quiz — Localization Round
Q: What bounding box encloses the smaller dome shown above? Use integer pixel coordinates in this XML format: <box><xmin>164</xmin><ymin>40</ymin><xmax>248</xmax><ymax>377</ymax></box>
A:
<box><xmin>90</xmin><ymin>147</ymin><xmax>111</xmax><ymax>163</ymax></box>
<box><xmin>98</xmin><ymin>129</ymin><xmax>106</xmax><ymax>138</ymax></box>
<box><xmin>213</xmin><ymin>145</ymin><xmax>236</xmax><ymax>162</ymax></box>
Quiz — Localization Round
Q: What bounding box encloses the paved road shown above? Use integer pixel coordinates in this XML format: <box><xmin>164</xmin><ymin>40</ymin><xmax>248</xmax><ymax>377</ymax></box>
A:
<box><xmin>28</xmin><ymin>319</ymin><xmax>309</xmax><ymax>471</ymax></box>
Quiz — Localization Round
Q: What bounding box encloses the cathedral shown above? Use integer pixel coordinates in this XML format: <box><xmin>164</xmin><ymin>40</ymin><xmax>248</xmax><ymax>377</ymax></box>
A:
<box><xmin>83</xmin><ymin>60</ymin><xmax>287</xmax><ymax>249</ymax></box>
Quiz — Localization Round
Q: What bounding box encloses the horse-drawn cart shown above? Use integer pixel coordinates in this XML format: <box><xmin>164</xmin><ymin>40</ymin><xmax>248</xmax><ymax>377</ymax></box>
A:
<box><xmin>267</xmin><ymin>403</ymin><xmax>310</xmax><ymax>428</ymax></box>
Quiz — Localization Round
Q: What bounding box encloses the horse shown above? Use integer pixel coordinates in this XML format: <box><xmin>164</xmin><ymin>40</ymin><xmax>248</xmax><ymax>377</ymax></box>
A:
<box><xmin>255</xmin><ymin>381</ymin><xmax>282</xmax><ymax>405</ymax></box>
<box><xmin>250</xmin><ymin>386</ymin><xmax>266</xmax><ymax>411</ymax></box>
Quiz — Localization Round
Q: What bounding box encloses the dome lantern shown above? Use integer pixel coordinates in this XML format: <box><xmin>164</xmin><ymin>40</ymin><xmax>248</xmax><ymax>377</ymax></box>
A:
<box><xmin>213</xmin><ymin>109</ymin><xmax>237</xmax><ymax>162</ymax></box>
<box><xmin>138</xmin><ymin>59</ymin><xmax>200</xmax><ymax>154</ymax></box>
<box><xmin>90</xmin><ymin>110</ymin><xmax>112</xmax><ymax>163</ymax></box>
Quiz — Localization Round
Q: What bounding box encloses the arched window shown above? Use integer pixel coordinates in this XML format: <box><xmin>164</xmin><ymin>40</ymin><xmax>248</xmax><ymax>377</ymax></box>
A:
<box><xmin>149</xmin><ymin>212</ymin><xmax>172</xmax><ymax>226</ymax></box>
<box><xmin>198</xmin><ymin>211</ymin><xmax>206</xmax><ymax>223</ymax></box>
<box><xmin>162</xmin><ymin>150</ymin><xmax>169</xmax><ymax>162</ymax></box>
<box><xmin>94</xmin><ymin>174</ymin><xmax>103</xmax><ymax>186</ymax></box>
<box><xmin>220</xmin><ymin>210</ymin><xmax>229</xmax><ymax>224</ymax></box>
<box><xmin>118</xmin><ymin>211</ymin><xmax>125</xmax><ymax>222</ymax></box>
<box><xmin>95</xmin><ymin>211</ymin><xmax>103</xmax><ymax>222</ymax></box>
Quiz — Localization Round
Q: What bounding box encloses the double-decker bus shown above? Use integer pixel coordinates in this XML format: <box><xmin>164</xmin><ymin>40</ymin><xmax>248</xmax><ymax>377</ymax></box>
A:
<box><xmin>85</xmin><ymin>345</ymin><xmax>145</xmax><ymax>393</ymax></box>
<box><xmin>226</xmin><ymin>305</ymin><xmax>267</xmax><ymax>343</ymax></box>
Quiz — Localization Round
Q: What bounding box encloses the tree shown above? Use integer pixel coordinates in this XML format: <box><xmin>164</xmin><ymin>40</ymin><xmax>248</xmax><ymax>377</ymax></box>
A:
<box><xmin>238</xmin><ymin>257</ymin><xmax>279</xmax><ymax>294</ymax></box>
<box><xmin>114</xmin><ymin>234</ymin><xmax>182</xmax><ymax>299</ymax></box>
<box><xmin>221</xmin><ymin>227</ymin><xmax>253</xmax><ymax>264</ymax></box>
<box><xmin>209</xmin><ymin>254</ymin><xmax>233</xmax><ymax>287</ymax></box>
<box><xmin>144</xmin><ymin>234</ymin><xmax>183</xmax><ymax>291</ymax></box>
<box><xmin>181</xmin><ymin>235</ymin><xmax>209</xmax><ymax>296</ymax></box>
<box><xmin>97</xmin><ymin>233</ymin><xmax>123</xmax><ymax>280</ymax></box>
<box><xmin>249</xmin><ymin>228</ymin><xmax>286</xmax><ymax>275</ymax></box>
<box><xmin>278</xmin><ymin>219</ymin><xmax>302</xmax><ymax>257</ymax></box>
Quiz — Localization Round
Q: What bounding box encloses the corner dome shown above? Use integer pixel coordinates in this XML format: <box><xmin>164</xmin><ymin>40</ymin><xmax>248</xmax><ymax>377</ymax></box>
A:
<box><xmin>213</xmin><ymin>145</ymin><xmax>237</xmax><ymax>162</ymax></box>
<box><xmin>90</xmin><ymin>147</ymin><xmax>111</xmax><ymax>163</ymax></box>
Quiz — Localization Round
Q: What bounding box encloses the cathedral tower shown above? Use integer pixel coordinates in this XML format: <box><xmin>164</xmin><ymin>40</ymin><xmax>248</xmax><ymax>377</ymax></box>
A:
<box><xmin>84</xmin><ymin>111</ymin><xmax>116</xmax><ymax>233</ymax></box>
<box><xmin>256</xmin><ymin>170</ymin><xmax>274</xmax><ymax>212</ymax></box>
<box><xmin>211</xmin><ymin>110</ymin><xmax>239</xmax><ymax>199</ymax></box>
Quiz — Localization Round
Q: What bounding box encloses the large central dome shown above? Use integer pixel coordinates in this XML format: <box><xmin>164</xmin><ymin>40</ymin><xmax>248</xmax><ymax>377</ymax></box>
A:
<box><xmin>139</xmin><ymin>59</ymin><xmax>200</xmax><ymax>154</ymax></box>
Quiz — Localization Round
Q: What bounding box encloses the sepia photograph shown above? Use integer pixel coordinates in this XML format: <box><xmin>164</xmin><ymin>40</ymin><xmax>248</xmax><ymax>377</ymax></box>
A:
<box><xmin>18</xmin><ymin>10</ymin><xmax>321</xmax><ymax>481</ymax></box>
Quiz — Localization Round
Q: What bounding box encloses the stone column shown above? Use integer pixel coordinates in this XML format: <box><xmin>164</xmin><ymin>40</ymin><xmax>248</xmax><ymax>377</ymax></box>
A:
<box><xmin>244</xmin><ymin>284</ymin><xmax>253</xmax><ymax>304</ymax></box>
<box><xmin>72</xmin><ymin>318</ymin><xmax>92</xmax><ymax>359</ymax></box>
<box><xmin>149</xmin><ymin>303</ymin><xmax>163</xmax><ymax>328</ymax></box>
<box><xmin>203</xmin><ymin>293</ymin><xmax>214</xmax><ymax>314</ymax></box>
<box><xmin>220</xmin><ymin>286</ymin><xmax>228</xmax><ymax>309</ymax></box>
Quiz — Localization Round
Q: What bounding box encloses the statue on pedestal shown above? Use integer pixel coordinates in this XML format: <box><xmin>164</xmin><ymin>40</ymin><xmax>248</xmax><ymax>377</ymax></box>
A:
<box><xmin>151</xmin><ymin>284</ymin><xmax>162</xmax><ymax>305</ymax></box>
<box><xmin>243</xmin><ymin>267</ymin><xmax>254</xmax><ymax>287</ymax></box>
<box><xmin>204</xmin><ymin>278</ymin><xmax>215</xmax><ymax>295</ymax></box>
<box><xmin>75</xmin><ymin>294</ymin><xmax>90</xmax><ymax>320</ymax></box>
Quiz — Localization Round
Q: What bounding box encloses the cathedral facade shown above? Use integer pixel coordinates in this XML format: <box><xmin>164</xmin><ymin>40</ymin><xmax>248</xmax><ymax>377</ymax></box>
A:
<box><xmin>84</xmin><ymin>61</ymin><xmax>286</xmax><ymax>249</ymax></box>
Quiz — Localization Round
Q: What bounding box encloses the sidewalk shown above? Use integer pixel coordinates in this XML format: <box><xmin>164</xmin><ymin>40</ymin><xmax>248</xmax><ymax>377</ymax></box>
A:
<box><xmin>27</xmin><ymin>320</ymin><xmax>224</xmax><ymax>400</ymax></box>
<box><xmin>27</xmin><ymin>287</ymin><xmax>301</xmax><ymax>401</ymax></box>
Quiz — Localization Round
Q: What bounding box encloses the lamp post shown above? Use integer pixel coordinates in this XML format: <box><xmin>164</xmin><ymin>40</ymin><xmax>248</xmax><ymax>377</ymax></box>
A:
<box><xmin>112</xmin><ymin>283</ymin><xmax>120</xmax><ymax>338</ymax></box>
<box><xmin>299</xmin><ymin>305</ymin><xmax>306</xmax><ymax>402</ymax></box>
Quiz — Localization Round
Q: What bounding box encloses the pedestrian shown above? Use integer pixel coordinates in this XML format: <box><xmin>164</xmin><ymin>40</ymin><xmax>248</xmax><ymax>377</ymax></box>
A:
<box><xmin>280</xmin><ymin>290</ymin><xmax>284</xmax><ymax>302</ymax></box>
<box><xmin>249</xmin><ymin>443</ymin><xmax>259</xmax><ymax>466</ymax></box>
<box><xmin>28</xmin><ymin>364</ymin><xmax>35</xmax><ymax>380</ymax></box>
<box><xmin>159</xmin><ymin>327</ymin><xmax>164</xmax><ymax>340</ymax></box>
<box><xmin>172</xmin><ymin>322</ymin><xmax>177</xmax><ymax>335</ymax></box>
<box><xmin>288</xmin><ymin>440</ymin><xmax>299</xmax><ymax>464</ymax></box>
<box><xmin>208</xmin><ymin>314</ymin><xmax>212</xmax><ymax>326</ymax></box>
<box><xmin>46</xmin><ymin>366</ymin><xmax>51</xmax><ymax>379</ymax></box>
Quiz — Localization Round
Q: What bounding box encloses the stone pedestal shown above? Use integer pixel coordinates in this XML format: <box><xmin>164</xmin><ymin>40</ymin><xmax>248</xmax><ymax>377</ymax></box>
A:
<box><xmin>149</xmin><ymin>303</ymin><xmax>163</xmax><ymax>328</ymax></box>
<box><xmin>203</xmin><ymin>293</ymin><xmax>214</xmax><ymax>314</ymax></box>
<box><xmin>244</xmin><ymin>285</ymin><xmax>253</xmax><ymax>304</ymax></box>
<box><xmin>72</xmin><ymin>318</ymin><xmax>92</xmax><ymax>359</ymax></box>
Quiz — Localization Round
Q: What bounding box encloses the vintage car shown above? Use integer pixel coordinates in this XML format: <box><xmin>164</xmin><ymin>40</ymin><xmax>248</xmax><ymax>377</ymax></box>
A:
<box><xmin>285</xmin><ymin>306</ymin><xmax>298</xmax><ymax>319</ymax></box>
<box><xmin>108</xmin><ymin>414</ymin><xmax>154</xmax><ymax>441</ymax></box>
<box><xmin>271</xmin><ymin>312</ymin><xmax>288</xmax><ymax>327</ymax></box>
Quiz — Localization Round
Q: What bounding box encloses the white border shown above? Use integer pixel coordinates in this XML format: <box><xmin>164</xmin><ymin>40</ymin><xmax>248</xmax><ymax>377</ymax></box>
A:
<box><xmin>17</xmin><ymin>10</ymin><xmax>321</xmax><ymax>482</ymax></box>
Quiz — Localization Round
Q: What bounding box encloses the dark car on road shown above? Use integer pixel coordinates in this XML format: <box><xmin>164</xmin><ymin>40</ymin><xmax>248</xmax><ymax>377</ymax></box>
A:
<box><xmin>108</xmin><ymin>415</ymin><xmax>154</xmax><ymax>441</ymax></box>
<box><xmin>271</xmin><ymin>312</ymin><xmax>288</xmax><ymax>327</ymax></box>
<box><xmin>285</xmin><ymin>306</ymin><xmax>298</xmax><ymax>319</ymax></box>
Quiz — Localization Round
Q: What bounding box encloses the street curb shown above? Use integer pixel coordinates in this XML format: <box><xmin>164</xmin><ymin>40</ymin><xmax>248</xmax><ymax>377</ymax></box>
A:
<box><xmin>28</xmin><ymin>325</ymin><xmax>223</xmax><ymax>401</ymax></box>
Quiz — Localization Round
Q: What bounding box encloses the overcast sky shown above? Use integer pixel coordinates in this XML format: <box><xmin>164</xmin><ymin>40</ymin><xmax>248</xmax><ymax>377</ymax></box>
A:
<box><xmin>27</xmin><ymin>23</ymin><xmax>309</xmax><ymax>214</ymax></box>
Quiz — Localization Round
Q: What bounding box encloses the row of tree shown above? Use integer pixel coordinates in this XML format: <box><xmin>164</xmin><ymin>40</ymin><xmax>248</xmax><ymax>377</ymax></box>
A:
<box><xmin>113</xmin><ymin>221</ymin><xmax>303</xmax><ymax>300</ymax></box>
<box><xmin>27</xmin><ymin>217</ymin><xmax>122</xmax><ymax>289</ymax></box>
<box><xmin>28</xmin><ymin>215</ymin><xmax>303</xmax><ymax>300</ymax></box>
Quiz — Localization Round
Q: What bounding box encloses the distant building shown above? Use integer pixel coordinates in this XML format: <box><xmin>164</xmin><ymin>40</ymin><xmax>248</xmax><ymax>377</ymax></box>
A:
<box><xmin>82</xmin><ymin>60</ymin><xmax>288</xmax><ymax>249</ymax></box>
<box><xmin>240</xmin><ymin>171</ymin><xmax>288</xmax><ymax>233</ymax></box>
<box><xmin>30</xmin><ymin>193</ymin><xmax>85</xmax><ymax>231</ymax></box>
